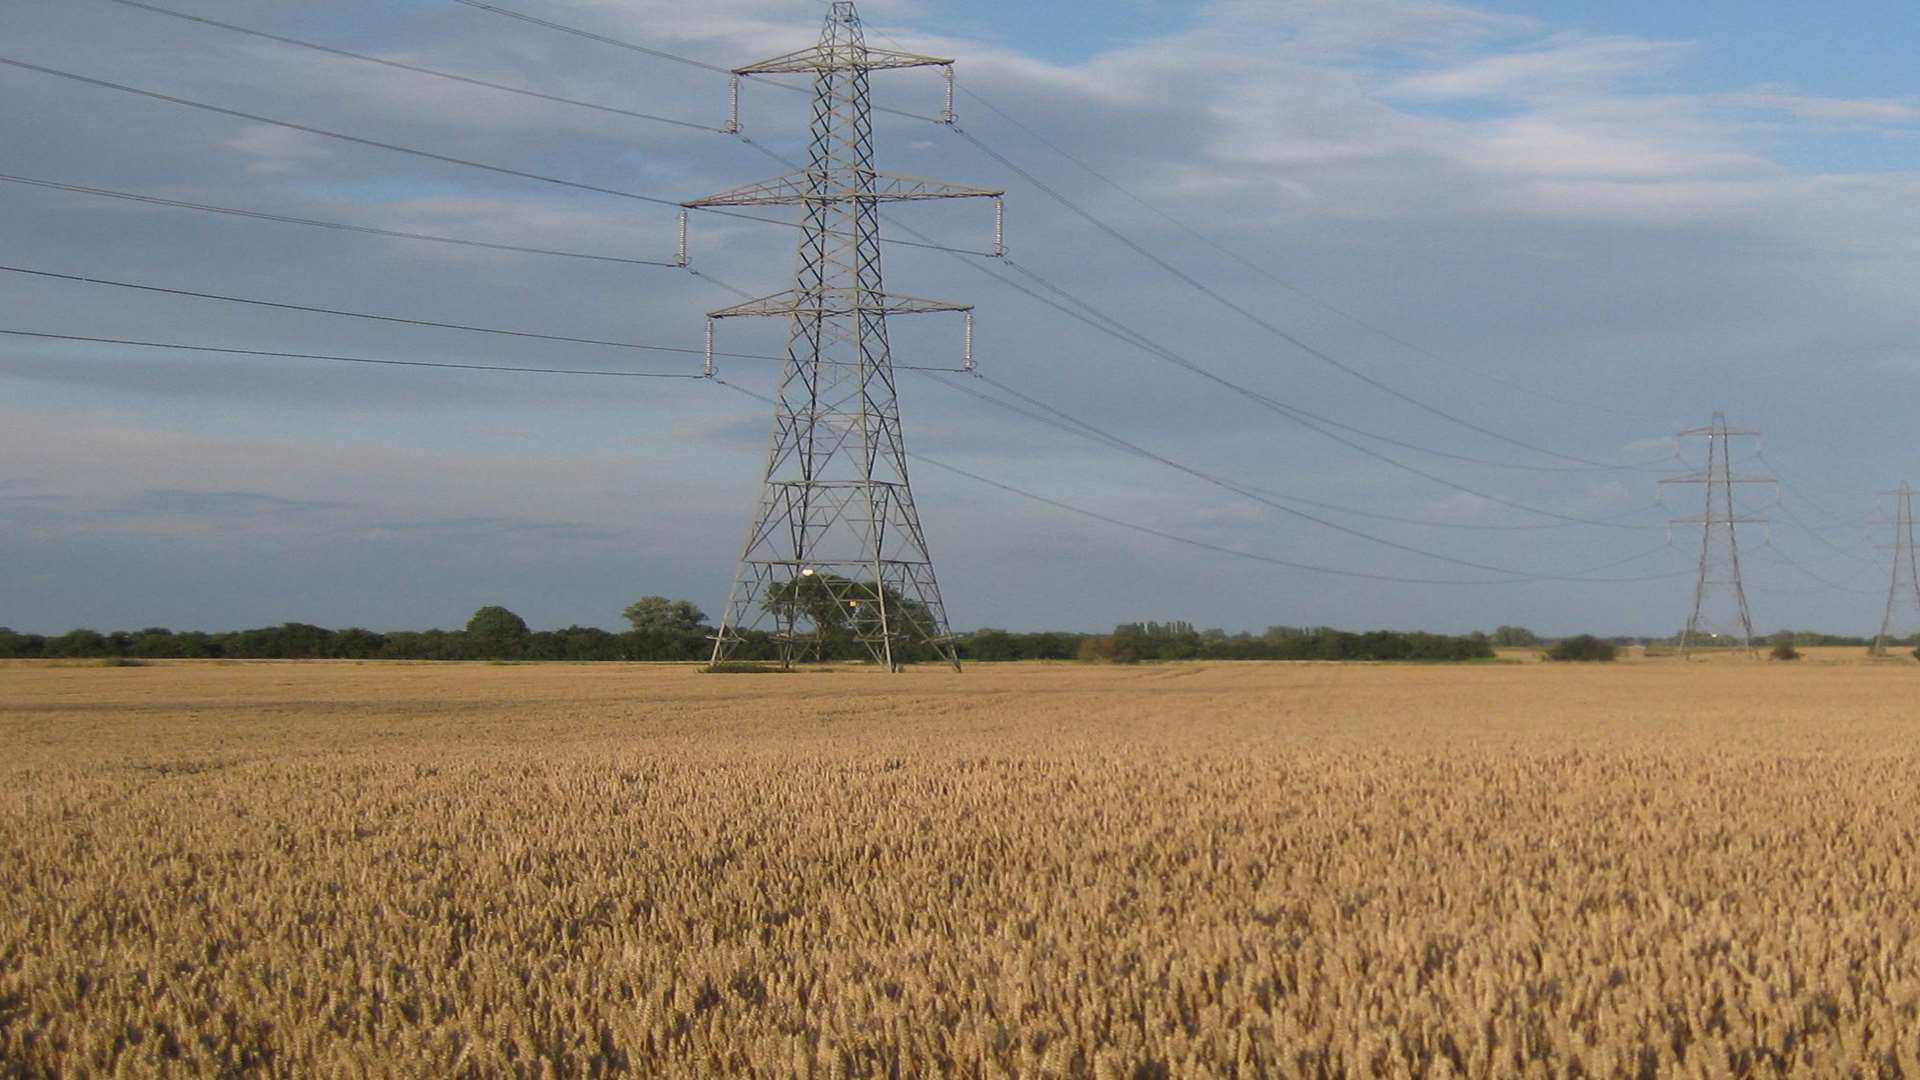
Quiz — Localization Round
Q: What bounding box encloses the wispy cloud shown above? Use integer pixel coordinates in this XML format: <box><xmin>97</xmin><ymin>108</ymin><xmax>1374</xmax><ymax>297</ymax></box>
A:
<box><xmin>1390</xmin><ymin>33</ymin><xmax>1687</xmax><ymax>102</ymax></box>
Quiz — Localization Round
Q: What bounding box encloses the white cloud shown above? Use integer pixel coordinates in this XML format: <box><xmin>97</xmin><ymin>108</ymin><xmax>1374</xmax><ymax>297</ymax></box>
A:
<box><xmin>220</xmin><ymin>124</ymin><xmax>338</xmax><ymax>177</ymax></box>
<box><xmin>1715</xmin><ymin>89</ymin><xmax>1920</xmax><ymax>128</ymax></box>
<box><xmin>1209</xmin><ymin>0</ymin><xmax>1531</xmax><ymax>52</ymax></box>
<box><xmin>1391</xmin><ymin>33</ymin><xmax>1687</xmax><ymax>102</ymax></box>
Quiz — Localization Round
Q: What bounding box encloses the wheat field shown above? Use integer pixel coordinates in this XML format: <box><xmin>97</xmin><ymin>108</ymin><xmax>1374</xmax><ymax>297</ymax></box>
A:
<box><xmin>3</xmin><ymin>654</ymin><xmax>1918</xmax><ymax>1077</ymax></box>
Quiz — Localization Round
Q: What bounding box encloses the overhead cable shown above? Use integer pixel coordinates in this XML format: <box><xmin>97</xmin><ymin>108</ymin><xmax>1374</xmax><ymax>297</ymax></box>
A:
<box><xmin>939</xmin><ymin>371</ymin><xmax>1658</xmax><ymax>533</ymax></box>
<box><xmin>0</xmin><ymin>57</ymin><xmax>981</xmax><ymax>258</ymax></box>
<box><xmin>0</xmin><ymin>329</ymin><xmax>704</xmax><ymax>378</ymax></box>
<box><xmin>947</xmin><ymin>85</ymin><xmax>1667</xmax><ymax>425</ymax></box>
<box><xmin>1753</xmin><ymin>540</ymin><xmax>1880</xmax><ymax>596</ymax></box>
<box><xmin>0</xmin><ymin>263</ymin><xmax>775</xmax><ymax>362</ymax></box>
<box><xmin>998</xmin><ymin>257</ymin><xmax>1672</xmax><ymax>476</ymax></box>
<box><xmin>99</xmin><ymin>0</ymin><xmax>719</xmax><ymax>132</ymax></box>
<box><xmin>728</xmin><ymin>133</ymin><xmax>1670</xmax><ymax>530</ymax></box>
<box><xmin>710</xmin><ymin>377</ymin><xmax>1687</xmax><ymax>587</ymax></box>
<box><xmin>979</xmin><ymin>258</ymin><xmax>1659</xmax><ymax>528</ymax></box>
<box><xmin>951</xmin><ymin>126</ymin><xmax>1655</xmax><ymax>473</ymax></box>
<box><xmin>0</xmin><ymin>172</ymin><xmax>681</xmax><ymax>268</ymax></box>
<box><xmin>447</xmin><ymin>0</ymin><xmax>947</xmax><ymax>125</ymax></box>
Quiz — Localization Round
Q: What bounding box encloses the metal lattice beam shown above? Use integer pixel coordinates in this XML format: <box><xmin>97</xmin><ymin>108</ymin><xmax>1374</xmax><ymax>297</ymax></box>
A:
<box><xmin>1870</xmin><ymin>482</ymin><xmax>1920</xmax><ymax>657</ymax></box>
<box><xmin>1662</xmin><ymin>412</ymin><xmax>1771</xmax><ymax>658</ymax></box>
<box><xmin>689</xmin><ymin>1</ymin><xmax>999</xmax><ymax>672</ymax></box>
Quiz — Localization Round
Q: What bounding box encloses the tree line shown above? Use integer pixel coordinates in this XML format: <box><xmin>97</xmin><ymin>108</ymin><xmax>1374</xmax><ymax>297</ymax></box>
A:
<box><xmin>7</xmin><ymin>602</ymin><xmax>1905</xmax><ymax>664</ymax></box>
<box><xmin>0</xmin><ymin>601</ymin><xmax>1502</xmax><ymax>664</ymax></box>
<box><xmin>1077</xmin><ymin>622</ymin><xmax>1496</xmax><ymax>663</ymax></box>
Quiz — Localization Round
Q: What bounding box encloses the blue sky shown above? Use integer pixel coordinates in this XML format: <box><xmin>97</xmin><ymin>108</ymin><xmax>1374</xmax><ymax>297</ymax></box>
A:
<box><xmin>5</xmin><ymin>0</ymin><xmax>1920</xmax><ymax>639</ymax></box>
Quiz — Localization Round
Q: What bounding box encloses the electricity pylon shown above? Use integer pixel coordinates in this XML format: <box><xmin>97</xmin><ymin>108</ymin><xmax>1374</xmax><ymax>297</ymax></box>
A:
<box><xmin>1662</xmin><ymin>413</ymin><xmax>1771</xmax><ymax>658</ymax></box>
<box><xmin>1870</xmin><ymin>482</ymin><xmax>1920</xmax><ymax>657</ymax></box>
<box><xmin>687</xmin><ymin>2</ymin><xmax>1003</xmax><ymax>671</ymax></box>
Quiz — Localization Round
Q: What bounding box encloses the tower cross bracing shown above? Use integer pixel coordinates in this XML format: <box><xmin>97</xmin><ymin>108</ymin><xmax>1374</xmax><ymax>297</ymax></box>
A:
<box><xmin>686</xmin><ymin>2</ymin><xmax>1002</xmax><ymax>671</ymax></box>
<box><xmin>1662</xmin><ymin>412</ymin><xmax>1772</xmax><ymax>658</ymax></box>
<box><xmin>1870</xmin><ymin>482</ymin><xmax>1920</xmax><ymax>657</ymax></box>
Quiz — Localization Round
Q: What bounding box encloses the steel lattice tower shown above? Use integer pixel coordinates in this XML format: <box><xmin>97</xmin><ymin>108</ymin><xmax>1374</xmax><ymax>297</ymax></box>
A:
<box><xmin>686</xmin><ymin>3</ymin><xmax>1002</xmax><ymax>671</ymax></box>
<box><xmin>1663</xmin><ymin>413</ymin><xmax>1772</xmax><ymax>658</ymax></box>
<box><xmin>1870</xmin><ymin>482</ymin><xmax>1920</xmax><ymax>657</ymax></box>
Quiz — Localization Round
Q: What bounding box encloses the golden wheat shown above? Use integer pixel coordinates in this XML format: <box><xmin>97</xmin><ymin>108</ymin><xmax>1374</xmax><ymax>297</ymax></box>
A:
<box><xmin>2</xmin><ymin>655</ymin><xmax>1918</xmax><ymax>1077</ymax></box>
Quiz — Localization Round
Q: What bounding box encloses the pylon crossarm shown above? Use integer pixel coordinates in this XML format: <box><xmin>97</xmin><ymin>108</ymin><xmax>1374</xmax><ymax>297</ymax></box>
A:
<box><xmin>708</xmin><ymin>288</ymin><xmax>971</xmax><ymax>320</ymax></box>
<box><xmin>1669</xmin><ymin>515</ymin><xmax>1770</xmax><ymax>526</ymax></box>
<box><xmin>1660</xmin><ymin>476</ymin><xmax>1777</xmax><ymax>486</ymax></box>
<box><xmin>735</xmin><ymin>45</ymin><xmax>952</xmax><ymax>75</ymax></box>
<box><xmin>687</xmin><ymin>169</ymin><xmax>1001</xmax><ymax>208</ymax></box>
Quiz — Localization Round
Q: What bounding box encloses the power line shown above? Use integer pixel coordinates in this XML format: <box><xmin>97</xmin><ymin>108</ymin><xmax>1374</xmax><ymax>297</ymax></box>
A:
<box><xmin>0</xmin><ymin>329</ymin><xmax>704</xmax><ymax>378</ymax></box>
<box><xmin>0</xmin><ymin>319</ymin><xmax>1682</xmax><ymax>585</ymax></box>
<box><xmin>933</xmin><ymin>376</ymin><xmax>1579</xmax><ymax>579</ymax></box>
<box><xmin>0</xmin><ymin>172</ymin><xmax>681</xmax><ymax>268</ymax></box>
<box><xmin>1749</xmin><ymin>450</ymin><xmax>1880</xmax><ymax>568</ymax></box>
<box><xmin>939</xmin><ymin>371</ymin><xmax>1659</xmax><ymax>533</ymax></box>
<box><xmin>449</xmin><ymin>0</ymin><xmax>738</xmax><ymax>75</ymax></box>
<box><xmin>416</xmin><ymin>16</ymin><xmax>1675</xmax><ymax>483</ymax></box>
<box><xmin>0</xmin><ymin>56</ymin><xmax>983</xmax><ymax>258</ymax></box>
<box><xmin>41</xmin><ymin>12</ymin><xmax>1651</xmax><ymax>503</ymax></box>
<box><xmin>998</xmin><ymin>256</ymin><xmax>1673</xmax><ymax>476</ymax></box>
<box><xmin>924</xmin><ymin>372</ymin><xmax>1677</xmax><ymax>581</ymax></box>
<box><xmin>214</xmin><ymin>10</ymin><xmax>1697</xmax><ymax>518</ymax></box>
<box><xmin>712</xmin><ymin>377</ymin><xmax>1685</xmax><ymax>587</ymax></box>
<box><xmin>447</xmin><ymin>0</ymin><xmax>948</xmax><ymax>125</ymax></box>
<box><xmin>16</xmin><ymin>245</ymin><xmax>1662</xmax><ymax>570</ymax></box>
<box><xmin>867</xmin><ymin>194</ymin><xmax>1685</xmax><ymax>513</ymax></box>
<box><xmin>823</xmin><ymin>21</ymin><xmax>1665</xmax><ymax>444</ymax></box>
<box><xmin>950</xmin><ymin>126</ymin><xmax>1653</xmax><ymax>473</ymax></box>
<box><xmin>0</xmin><ymin>56</ymin><xmax>683</xmax><ymax>208</ymax></box>
<box><xmin>719</xmin><ymin>137</ymin><xmax>1674</xmax><ymax>532</ymax></box>
<box><xmin>1754</xmin><ymin>540</ymin><xmax>1879</xmax><ymax>597</ymax></box>
<box><xmin>922</xmin><ymin>454</ymin><xmax>1683</xmax><ymax>587</ymax></box>
<box><xmin>99</xmin><ymin>0</ymin><xmax>719</xmax><ymax>132</ymax></box>
<box><xmin>0</xmin><ymin>263</ymin><xmax>778</xmax><ymax>362</ymax></box>
<box><xmin>945</xmin><ymin>85</ymin><xmax>1668</xmax><ymax>426</ymax></box>
<box><xmin>1772</xmin><ymin>492</ymin><xmax>1877</xmax><ymax>567</ymax></box>
<box><xmin>866</xmin><ymin>22</ymin><xmax>1659</xmax><ymax>428</ymax></box>
<box><xmin>0</xmin><ymin>260</ymin><xmax>961</xmax><ymax>373</ymax></box>
<box><xmin>967</xmin><ymin>256</ymin><xmax>1663</xmax><ymax>529</ymax></box>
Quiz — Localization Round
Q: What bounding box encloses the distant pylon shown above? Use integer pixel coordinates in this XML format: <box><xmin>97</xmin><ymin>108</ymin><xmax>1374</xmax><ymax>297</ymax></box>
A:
<box><xmin>1662</xmin><ymin>412</ymin><xmax>1772</xmax><ymax>658</ymax></box>
<box><xmin>1870</xmin><ymin>481</ymin><xmax>1920</xmax><ymax>657</ymax></box>
<box><xmin>686</xmin><ymin>2</ymin><xmax>1004</xmax><ymax>672</ymax></box>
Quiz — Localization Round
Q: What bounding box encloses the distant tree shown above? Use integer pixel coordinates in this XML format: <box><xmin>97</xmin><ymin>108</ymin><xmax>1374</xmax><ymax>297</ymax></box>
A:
<box><xmin>217</xmin><ymin>623</ymin><xmax>334</xmax><ymax>659</ymax></box>
<box><xmin>762</xmin><ymin>574</ymin><xmax>927</xmax><ymax>661</ymax></box>
<box><xmin>44</xmin><ymin>629</ymin><xmax>111</xmax><ymax>658</ymax></box>
<box><xmin>963</xmin><ymin>628</ymin><xmax>1019</xmax><ymax>662</ymax></box>
<box><xmin>1106</xmin><ymin>625</ymin><xmax>1149</xmax><ymax>664</ymax></box>
<box><xmin>1077</xmin><ymin>634</ymin><xmax>1124</xmax><ymax>664</ymax></box>
<box><xmin>544</xmin><ymin>626</ymin><xmax>623</xmax><ymax>661</ymax></box>
<box><xmin>380</xmin><ymin>629</ymin><xmax>464</xmax><ymax>661</ymax></box>
<box><xmin>0</xmin><ymin>628</ymin><xmax>45</xmax><ymax>658</ymax></box>
<box><xmin>128</xmin><ymin>628</ymin><xmax>179</xmax><ymax>658</ymax></box>
<box><xmin>1548</xmin><ymin>635</ymin><xmax>1616</xmax><ymax>662</ymax></box>
<box><xmin>465</xmin><ymin>606</ymin><xmax>530</xmax><ymax>658</ymax></box>
<box><xmin>1491</xmin><ymin>625</ymin><xmax>1540</xmax><ymax>647</ymax></box>
<box><xmin>330</xmin><ymin>628</ymin><xmax>386</xmax><ymax>659</ymax></box>
<box><xmin>169</xmin><ymin>631</ymin><xmax>216</xmax><ymax>659</ymax></box>
<box><xmin>623</xmin><ymin>596</ymin><xmax>708</xmax><ymax>633</ymax></box>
